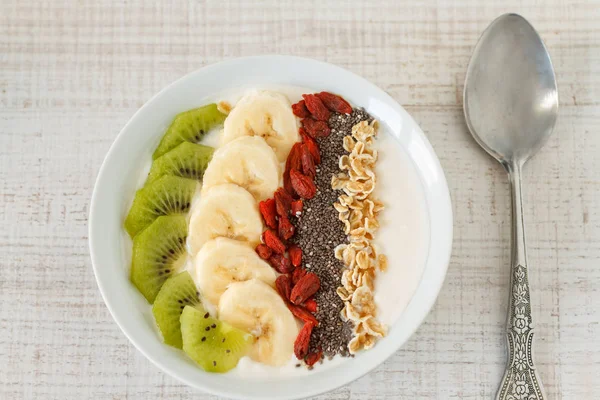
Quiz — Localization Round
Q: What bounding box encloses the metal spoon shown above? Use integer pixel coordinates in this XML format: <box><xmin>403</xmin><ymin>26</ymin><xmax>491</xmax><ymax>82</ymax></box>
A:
<box><xmin>463</xmin><ymin>14</ymin><xmax>558</xmax><ymax>400</ymax></box>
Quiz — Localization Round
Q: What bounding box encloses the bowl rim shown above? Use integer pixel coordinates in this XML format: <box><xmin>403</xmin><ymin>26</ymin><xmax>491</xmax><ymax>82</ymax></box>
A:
<box><xmin>89</xmin><ymin>55</ymin><xmax>453</xmax><ymax>399</ymax></box>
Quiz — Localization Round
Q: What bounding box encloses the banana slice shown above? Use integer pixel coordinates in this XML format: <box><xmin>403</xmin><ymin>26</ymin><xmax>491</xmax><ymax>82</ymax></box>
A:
<box><xmin>195</xmin><ymin>237</ymin><xmax>277</xmax><ymax>306</ymax></box>
<box><xmin>222</xmin><ymin>90</ymin><xmax>299</xmax><ymax>162</ymax></box>
<box><xmin>202</xmin><ymin>136</ymin><xmax>280</xmax><ymax>202</ymax></box>
<box><xmin>188</xmin><ymin>183</ymin><xmax>263</xmax><ymax>255</ymax></box>
<box><xmin>219</xmin><ymin>279</ymin><xmax>298</xmax><ymax>367</ymax></box>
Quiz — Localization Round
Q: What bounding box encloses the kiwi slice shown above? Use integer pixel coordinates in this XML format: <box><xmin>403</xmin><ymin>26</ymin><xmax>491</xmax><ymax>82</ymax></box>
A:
<box><xmin>153</xmin><ymin>104</ymin><xmax>226</xmax><ymax>160</ymax></box>
<box><xmin>130</xmin><ymin>215</ymin><xmax>188</xmax><ymax>303</ymax></box>
<box><xmin>181</xmin><ymin>306</ymin><xmax>253</xmax><ymax>373</ymax></box>
<box><xmin>124</xmin><ymin>175</ymin><xmax>197</xmax><ymax>237</ymax></box>
<box><xmin>147</xmin><ymin>142</ymin><xmax>214</xmax><ymax>183</ymax></box>
<box><xmin>152</xmin><ymin>271</ymin><xmax>201</xmax><ymax>348</ymax></box>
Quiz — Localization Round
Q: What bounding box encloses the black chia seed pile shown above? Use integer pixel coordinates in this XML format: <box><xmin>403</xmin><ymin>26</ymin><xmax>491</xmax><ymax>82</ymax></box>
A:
<box><xmin>292</xmin><ymin>108</ymin><xmax>373</xmax><ymax>359</ymax></box>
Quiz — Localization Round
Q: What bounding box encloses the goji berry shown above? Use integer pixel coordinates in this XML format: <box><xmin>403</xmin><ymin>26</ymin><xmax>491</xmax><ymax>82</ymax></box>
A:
<box><xmin>269</xmin><ymin>253</ymin><xmax>294</xmax><ymax>274</ymax></box>
<box><xmin>302</xmin><ymin>94</ymin><xmax>330</xmax><ymax>121</ymax></box>
<box><xmin>255</xmin><ymin>244</ymin><xmax>272</xmax><ymax>260</ymax></box>
<box><xmin>304</xmin><ymin>298</ymin><xmax>317</xmax><ymax>313</ymax></box>
<box><xmin>264</xmin><ymin>229</ymin><xmax>286</xmax><ymax>254</ymax></box>
<box><xmin>299</xmin><ymin>129</ymin><xmax>321</xmax><ymax>164</ymax></box>
<box><xmin>292</xmin><ymin>267</ymin><xmax>307</xmax><ymax>285</ymax></box>
<box><xmin>300</xmin><ymin>144</ymin><xmax>316</xmax><ymax>179</ymax></box>
<box><xmin>294</xmin><ymin>323</ymin><xmax>313</xmax><ymax>359</ymax></box>
<box><xmin>274</xmin><ymin>187</ymin><xmax>292</xmax><ymax>216</ymax></box>
<box><xmin>288</xmin><ymin>245</ymin><xmax>302</xmax><ymax>267</ymax></box>
<box><xmin>278</xmin><ymin>214</ymin><xmax>295</xmax><ymax>241</ymax></box>
<box><xmin>304</xmin><ymin>137</ymin><xmax>320</xmax><ymax>164</ymax></box>
<box><xmin>298</xmin><ymin>127</ymin><xmax>310</xmax><ymax>142</ymax></box>
<box><xmin>316</xmin><ymin>92</ymin><xmax>352</xmax><ymax>114</ymax></box>
<box><xmin>302</xmin><ymin>118</ymin><xmax>330</xmax><ymax>138</ymax></box>
<box><xmin>287</xmin><ymin>303</ymin><xmax>318</xmax><ymax>326</ymax></box>
<box><xmin>290</xmin><ymin>272</ymin><xmax>320</xmax><ymax>305</ymax></box>
<box><xmin>283</xmin><ymin>170</ymin><xmax>296</xmax><ymax>198</ymax></box>
<box><xmin>305</xmin><ymin>348</ymin><xmax>323</xmax><ymax>367</ymax></box>
<box><xmin>275</xmin><ymin>274</ymin><xmax>292</xmax><ymax>301</ymax></box>
<box><xmin>259</xmin><ymin>199</ymin><xmax>277</xmax><ymax>230</ymax></box>
<box><xmin>291</xmin><ymin>199</ymin><xmax>303</xmax><ymax>217</ymax></box>
<box><xmin>290</xmin><ymin>169</ymin><xmax>316</xmax><ymax>199</ymax></box>
<box><xmin>285</xmin><ymin>142</ymin><xmax>303</xmax><ymax>173</ymax></box>
<box><xmin>291</xmin><ymin>100</ymin><xmax>310</xmax><ymax>118</ymax></box>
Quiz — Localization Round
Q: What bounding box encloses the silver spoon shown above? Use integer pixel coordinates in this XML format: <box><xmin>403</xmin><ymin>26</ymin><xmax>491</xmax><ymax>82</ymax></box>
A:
<box><xmin>463</xmin><ymin>13</ymin><xmax>558</xmax><ymax>400</ymax></box>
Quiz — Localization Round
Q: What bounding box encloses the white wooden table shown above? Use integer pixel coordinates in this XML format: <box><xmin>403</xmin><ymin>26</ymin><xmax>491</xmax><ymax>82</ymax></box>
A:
<box><xmin>1</xmin><ymin>1</ymin><xmax>599</xmax><ymax>398</ymax></box>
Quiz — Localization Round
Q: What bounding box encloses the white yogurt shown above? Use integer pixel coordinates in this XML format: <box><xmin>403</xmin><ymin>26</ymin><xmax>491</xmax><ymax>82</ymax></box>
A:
<box><xmin>372</xmin><ymin>132</ymin><xmax>430</xmax><ymax>326</ymax></box>
<box><xmin>122</xmin><ymin>86</ymin><xmax>429</xmax><ymax>379</ymax></box>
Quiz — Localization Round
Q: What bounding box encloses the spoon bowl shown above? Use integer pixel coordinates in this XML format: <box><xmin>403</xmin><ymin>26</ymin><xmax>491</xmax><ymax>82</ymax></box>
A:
<box><xmin>464</xmin><ymin>13</ymin><xmax>558</xmax><ymax>166</ymax></box>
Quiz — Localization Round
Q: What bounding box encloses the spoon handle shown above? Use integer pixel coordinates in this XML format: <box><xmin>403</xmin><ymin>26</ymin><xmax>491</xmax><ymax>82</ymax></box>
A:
<box><xmin>496</xmin><ymin>163</ymin><xmax>547</xmax><ymax>400</ymax></box>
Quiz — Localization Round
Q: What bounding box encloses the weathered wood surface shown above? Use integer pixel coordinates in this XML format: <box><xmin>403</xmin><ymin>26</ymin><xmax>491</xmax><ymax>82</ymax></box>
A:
<box><xmin>1</xmin><ymin>0</ymin><xmax>599</xmax><ymax>398</ymax></box>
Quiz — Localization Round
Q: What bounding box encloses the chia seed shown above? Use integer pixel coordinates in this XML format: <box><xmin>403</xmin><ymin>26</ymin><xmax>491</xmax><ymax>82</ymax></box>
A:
<box><xmin>292</xmin><ymin>109</ymin><xmax>373</xmax><ymax>358</ymax></box>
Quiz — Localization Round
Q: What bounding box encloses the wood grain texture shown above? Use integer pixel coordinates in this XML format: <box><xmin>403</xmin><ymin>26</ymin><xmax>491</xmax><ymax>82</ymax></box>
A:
<box><xmin>1</xmin><ymin>0</ymin><xmax>599</xmax><ymax>398</ymax></box>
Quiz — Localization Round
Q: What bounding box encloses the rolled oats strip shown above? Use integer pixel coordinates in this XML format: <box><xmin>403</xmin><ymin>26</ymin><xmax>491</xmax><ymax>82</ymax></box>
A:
<box><xmin>332</xmin><ymin>118</ymin><xmax>388</xmax><ymax>354</ymax></box>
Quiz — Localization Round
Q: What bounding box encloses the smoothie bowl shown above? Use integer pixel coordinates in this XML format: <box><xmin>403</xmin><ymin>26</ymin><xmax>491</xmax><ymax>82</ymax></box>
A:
<box><xmin>89</xmin><ymin>56</ymin><xmax>452</xmax><ymax>399</ymax></box>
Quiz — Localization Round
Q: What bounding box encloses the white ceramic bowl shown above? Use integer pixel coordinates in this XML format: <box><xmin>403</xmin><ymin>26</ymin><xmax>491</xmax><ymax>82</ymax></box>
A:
<box><xmin>89</xmin><ymin>56</ymin><xmax>452</xmax><ymax>399</ymax></box>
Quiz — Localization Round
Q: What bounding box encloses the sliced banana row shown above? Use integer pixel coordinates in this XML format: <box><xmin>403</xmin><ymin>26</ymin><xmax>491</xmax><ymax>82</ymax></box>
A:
<box><xmin>189</xmin><ymin>90</ymin><xmax>300</xmax><ymax>367</ymax></box>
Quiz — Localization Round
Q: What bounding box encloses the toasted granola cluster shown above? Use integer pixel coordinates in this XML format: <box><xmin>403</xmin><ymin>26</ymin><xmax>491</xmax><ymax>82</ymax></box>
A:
<box><xmin>332</xmin><ymin>120</ymin><xmax>387</xmax><ymax>354</ymax></box>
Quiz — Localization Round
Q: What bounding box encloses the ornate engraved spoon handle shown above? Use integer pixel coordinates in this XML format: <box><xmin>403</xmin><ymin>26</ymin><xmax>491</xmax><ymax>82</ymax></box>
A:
<box><xmin>496</xmin><ymin>162</ymin><xmax>547</xmax><ymax>400</ymax></box>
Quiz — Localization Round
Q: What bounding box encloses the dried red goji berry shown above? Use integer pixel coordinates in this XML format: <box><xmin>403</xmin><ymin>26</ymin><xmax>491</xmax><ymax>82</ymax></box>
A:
<box><xmin>283</xmin><ymin>170</ymin><xmax>296</xmax><ymax>198</ymax></box>
<box><xmin>264</xmin><ymin>229</ymin><xmax>286</xmax><ymax>254</ymax></box>
<box><xmin>302</xmin><ymin>94</ymin><xmax>330</xmax><ymax>121</ymax></box>
<box><xmin>284</xmin><ymin>143</ymin><xmax>302</xmax><ymax>199</ymax></box>
<box><xmin>288</xmin><ymin>244</ymin><xmax>302</xmax><ymax>267</ymax></box>
<box><xmin>287</xmin><ymin>303</ymin><xmax>319</xmax><ymax>326</ymax></box>
<box><xmin>269</xmin><ymin>253</ymin><xmax>294</xmax><ymax>274</ymax></box>
<box><xmin>259</xmin><ymin>199</ymin><xmax>277</xmax><ymax>230</ymax></box>
<box><xmin>290</xmin><ymin>169</ymin><xmax>316</xmax><ymax>199</ymax></box>
<box><xmin>255</xmin><ymin>244</ymin><xmax>272</xmax><ymax>260</ymax></box>
<box><xmin>302</xmin><ymin>117</ymin><xmax>330</xmax><ymax>138</ymax></box>
<box><xmin>304</xmin><ymin>298</ymin><xmax>317</xmax><ymax>313</ymax></box>
<box><xmin>278</xmin><ymin>214</ymin><xmax>295</xmax><ymax>241</ymax></box>
<box><xmin>291</xmin><ymin>100</ymin><xmax>310</xmax><ymax>118</ymax></box>
<box><xmin>294</xmin><ymin>323</ymin><xmax>313</xmax><ymax>359</ymax></box>
<box><xmin>316</xmin><ymin>92</ymin><xmax>352</xmax><ymax>114</ymax></box>
<box><xmin>301</xmin><ymin>120</ymin><xmax>315</xmax><ymax>139</ymax></box>
<box><xmin>291</xmin><ymin>199</ymin><xmax>303</xmax><ymax>217</ymax></box>
<box><xmin>302</xmin><ymin>139</ymin><xmax>321</xmax><ymax>167</ymax></box>
<box><xmin>274</xmin><ymin>187</ymin><xmax>293</xmax><ymax>217</ymax></box>
<box><xmin>275</xmin><ymin>274</ymin><xmax>292</xmax><ymax>301</ymax></box>
<box><xmin>305</xmin><ymin>348</ymin><xmax>323</xmax><ymax>367</ymax></box>
<box><xmin>290</xmin><ymin>272</ymin><xmax>320</xmax><ymax>305</ymax></box>
<box><xmin>298</xmin><ymin>127</ymin><xmax>310</xmax><ymax>142</ymax></box>
<box><xmin>299</xmin><ymin>128</ymin><xmax>321</xmax><ymax>164</ymax></box>
<box><xmin>300</xmin><ymin>144</ymin><xmax>316</xmax><ymax>179</ymax></box>
<box><xmin>292</xmin><ymin>268</ymin><xmax>307</xmax><ymax>285</ymax></box>
<box><xmin>285</xmin><ymin>142</ymin><xmax>303</xmax><ymax>173</ymax></box>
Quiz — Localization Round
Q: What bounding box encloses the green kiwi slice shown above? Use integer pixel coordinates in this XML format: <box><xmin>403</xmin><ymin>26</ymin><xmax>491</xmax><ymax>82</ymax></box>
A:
<box><xmin>180</xmin><ymin>305</ymin><xmax>253</xmax><ymax>373</ymax></box>
<box><xmin>153</xmin><ymin>104</ymin><xmax>226</xmax><ymax>160</ymax></box>
<box><xmin>124</xmin><ymin>175</ymin><xmax>197</xmax><ymax>237</ymax></box>
<box><xmin>147</xmin><ymin>142</ymin><xmax>214</xmax><ymax>183</ymax></box>
<box><xmin>152</xmin><ymin>271</ymin><xmax>201</xmax><ymax>348</ymax></box>
<box><xmin>130</xmin><ymin>215</ymin><xmax>188</xmax><ymax>303</ymax></box>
